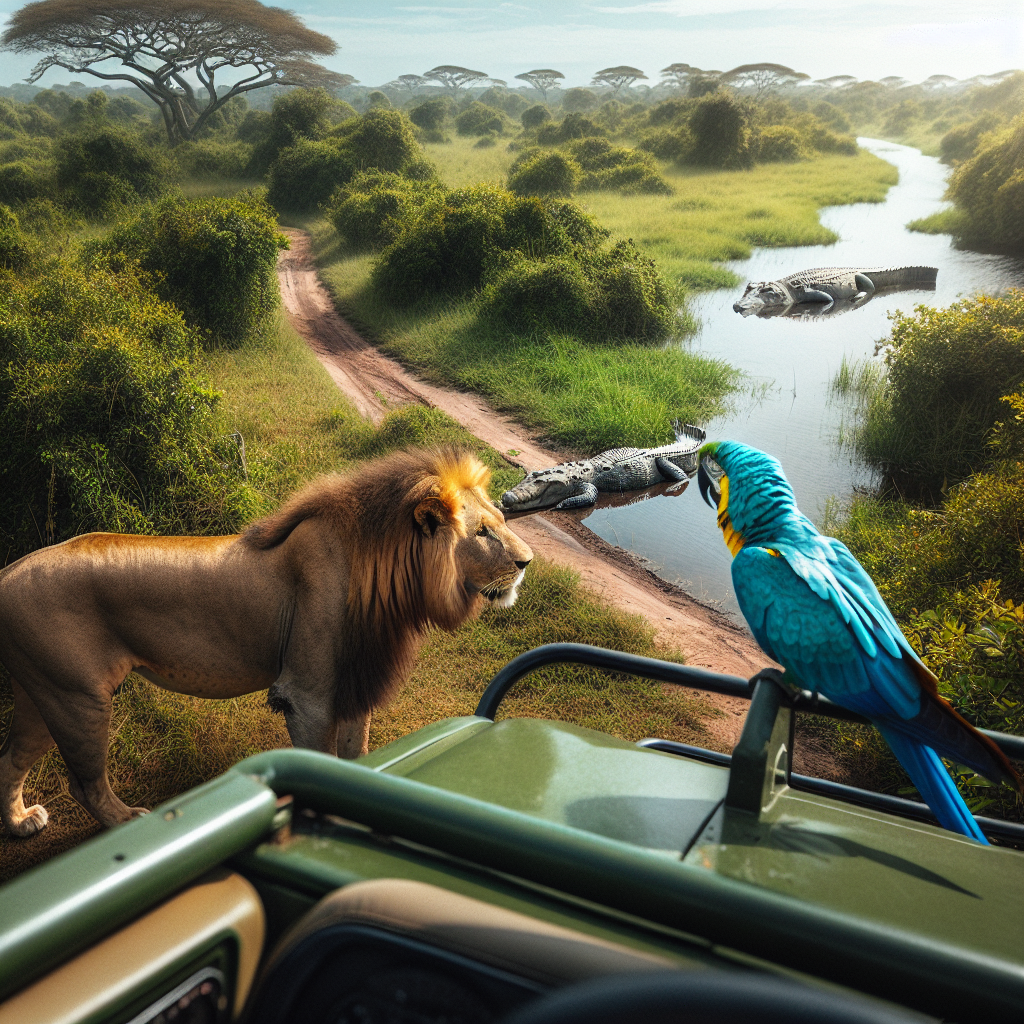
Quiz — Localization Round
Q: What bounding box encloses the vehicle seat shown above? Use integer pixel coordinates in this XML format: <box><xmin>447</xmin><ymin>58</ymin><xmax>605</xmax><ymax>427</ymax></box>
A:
<box><xmin>242</xmin><ymin>877</ymin><xmax>679</xmax><ymax>1022</ymax></box>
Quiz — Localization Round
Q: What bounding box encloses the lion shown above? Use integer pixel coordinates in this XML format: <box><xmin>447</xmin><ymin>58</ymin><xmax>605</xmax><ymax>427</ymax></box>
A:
<box><xmin>0</xmin><ymin>447</ymin><xmax>532</xmax><ymax>835</ymax></box>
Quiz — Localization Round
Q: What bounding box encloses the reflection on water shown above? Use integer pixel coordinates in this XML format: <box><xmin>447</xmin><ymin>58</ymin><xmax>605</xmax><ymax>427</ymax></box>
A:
<box><xmin>581</xmin><ymin>139</ymin><xmax>1024</xmax><ymax>616</ymax></box>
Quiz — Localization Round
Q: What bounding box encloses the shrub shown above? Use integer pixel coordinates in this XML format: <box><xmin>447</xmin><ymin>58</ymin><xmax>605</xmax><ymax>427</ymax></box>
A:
<box><xmin>940</xmin><ymin>113</ymin><xmax>1002</xmax><ymax>165</ymax></box>
<box><xmin>371</xmin><ymin>185</ymin><xmax>607</xmax><ymax>304</ymax></box>
<box><xmin>55</xmin><ymin>127</ymin><xmax>162</xmax><ymax>214</ymax></box>
<box><xmin>0</xmin><ymin>161</ymin><xmax>45</xmax><ymax>206</ymax></box>
<box><xmin>536</xmin><ymin>113</ymin><xmax>606</xmax><ymax>145</ymax></box>
<box><xmin>946</xmin><ymin>114</ymin><xmax>1024</xmax><ymax>253</ymax></box>
<box><xmin>332</xmin><ymin>108</ymin><xmax>421</xmax><ymax>172</ymax></box>
<box><xmin>507</xmin><ymin>151</ymin><xmax>581</xmax><ymax>197</ymax></box>
<box><xmin>327</xmin><ymin>170</ymin><xmax>444</xmax><ymax>249</ymax></box>
<box><xmin>567</xmin><ymin>138</ymin><xmax>673</xmax><ymax>195</ymax></box>
<box><xmin>806</xmin><ymin>125</ymin><xmax>858</xmax><ymax>156</ymax></box>
<box><xmin>409</xmin><ymin>97</ymin><xmax>454</xmax><ymax>131</ymax></box>
<box><xmin>561</xmin><ymin>88</ymin><xmax>598</xmax><ymax>113</ymax></box>
<box><xmin>455</xmin><ymin>101</ymin><xmax>513</xmax><ymax>137</ymax></box>
<box><xmin>0</xmin><ymin>256</ymin><xmax>256</xmax><ymax>557</ymax></box>
<box><xmin>247</xmin><ymin>87</ymin><xmax>336</xmax><ymax>173</ymax></box>
<box><xmin>755</xmin><ymin>124</ymin><xmax>806</xmax><ymax>162</ymax></box>
<box><xmin>366</xmin><ymin>90</ymin><xmax>392</xmax><ymax>109</ymax></box>
<box><xmin>92</xmin><ymin>190</ymin><xmax>287</xmax><ymax>347</ymax></box>
<box><xmin>0</xmin><ymin>203</ymin><xmax>31</xmax><ymax>269</ymax></box>
<box><xmin>480</xmin><ymin>239</ymin><xmax>677</xmax><ymax>343</ymax></box>
<box><xmin>521</xmin><ymin>105</ymin><xmax>551</xmax><ymax>130</ymax></box>
<box><xmin>636</xmin><ymin>126</ymin><xmax>691</xmax><ymax>162</ymax></box>
<box><xmin>687</xmin><ymin>94</ymin><xmax>750</xmax><ymax>168</ymax></box>
<box><xmin>647</xmin><ymin>99</ymin><xmax>691</xmax><ymax>127</ymax></box>
<box><xmin>266</xmin><ymin>138</ymin><xmax>354</xmax><ymax>212</ymax></box>
<box><xmin>173</xmin><ymin>139</ymin><xmax>251</xmax><ymax>179</ymax></box>
<box><xmin>853</xmin><ymin>291</ymin><xmax>1024</xmax><ymax>498</ymax></box>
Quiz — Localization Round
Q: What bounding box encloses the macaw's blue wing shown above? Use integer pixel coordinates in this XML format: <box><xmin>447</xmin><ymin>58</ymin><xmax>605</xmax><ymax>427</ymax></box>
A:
<box><xmin>732</xmin><ymin>545</ymin><xmax>1018</xmax><ymax>843</ymax></box>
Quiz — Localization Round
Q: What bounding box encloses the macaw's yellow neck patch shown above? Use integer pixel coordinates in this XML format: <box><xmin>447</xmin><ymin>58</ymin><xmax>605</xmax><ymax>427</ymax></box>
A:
<box><xmin>716</xmin><ymin>475</ymin><xmax>745</xmax><ymax>557</ymax></box>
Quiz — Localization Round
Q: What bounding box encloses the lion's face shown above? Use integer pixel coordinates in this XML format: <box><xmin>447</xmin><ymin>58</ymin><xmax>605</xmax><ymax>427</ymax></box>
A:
<box><xmin>455</xmin><ymin>490</ymin><xmax>533</xmax><ymax>608</ymax></box>
<box><xmin>413</xmin><ymin>478</ymin><xmax>533</xmax><ymax>617</ymax></box>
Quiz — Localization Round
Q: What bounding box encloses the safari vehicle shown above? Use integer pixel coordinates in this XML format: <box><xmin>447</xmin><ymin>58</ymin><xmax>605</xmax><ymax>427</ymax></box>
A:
<box><xmin>0</xmin><ymin>644</ymin><xmax>1021</xmax><ymax>1024</ymax></box>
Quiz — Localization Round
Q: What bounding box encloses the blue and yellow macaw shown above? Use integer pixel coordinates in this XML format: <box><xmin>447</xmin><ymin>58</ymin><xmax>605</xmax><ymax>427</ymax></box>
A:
<box><xmin>697</xmin><ymin>440</ymin><xmax>1020</xmax><ymax>843</ymax></box>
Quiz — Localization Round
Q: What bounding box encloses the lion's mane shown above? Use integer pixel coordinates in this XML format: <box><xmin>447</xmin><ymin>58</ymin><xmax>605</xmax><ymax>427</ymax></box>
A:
<box><xmin>243</xmin><ymin>447</ymin><xmax>492</xmax><ymax>720</ymax></box>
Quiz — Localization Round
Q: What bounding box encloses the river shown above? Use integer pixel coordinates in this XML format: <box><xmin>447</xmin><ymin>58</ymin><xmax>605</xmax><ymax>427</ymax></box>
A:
<box><xmin>579</xmin><ymin>138</ymin><xmax>1024</xmax><ymax>615</ymax></box>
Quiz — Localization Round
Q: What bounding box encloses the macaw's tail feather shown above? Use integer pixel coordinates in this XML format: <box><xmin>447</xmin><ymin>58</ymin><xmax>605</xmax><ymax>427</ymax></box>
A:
<box><xmin>903</xmin><ymin>663</ymin><xmax>1021</xmax><ymax>792</ymax></box>
<box><xmin>879</xmin><ymin>728</ymin><xmax>988</xmax><ymax>844</ymax></box>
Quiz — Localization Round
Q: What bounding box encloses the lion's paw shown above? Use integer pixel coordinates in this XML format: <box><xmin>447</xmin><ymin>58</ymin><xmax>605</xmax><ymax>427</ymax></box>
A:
<box><xmin>8</xmin><ymin>804</ymin><xmax>49</xmax><ymax>837</ymax></box>
<box><xmin>129</xmin><ymin>807</ymin><xmax>149</xmax><ymax>818</ymax></box>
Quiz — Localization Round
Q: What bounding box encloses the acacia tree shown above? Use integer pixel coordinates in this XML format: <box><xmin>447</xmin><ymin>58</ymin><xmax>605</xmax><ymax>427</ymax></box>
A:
<box><xmin>660</xmin><ymin>63</ymin><xmax>698</xmax><ymax>90</ymax></box>
<box><xmin>591</xmin><ymin>66</ymin><xmax>647</xmax><ymax>96</ymax></box>
<box><xmin>514</xmin><ymin>69</ymin><xmax>564</xmax><ymax>101</ymax></box>
<box><xmin>386</xmin><ymin>73</ymin><xmax>427</xmax><ymax>99</ymax></box>
<box><xmin>815</xmin><ymin>75</ymin><xmax>857</xmax><ymax>89</ymax></box>
<box><xmin>0</xmin><ymin>0</ymin><xmax>352</xmax><ymax>144</ymax></box>
<box><xmin>422</xmin><ymin>65</ymin><xmax>488</xmax><ymax>95</ymax></box>
<box><xmin>722</xmin><ymin>63</ymin><xmax>810</xmax><ymax>100</ymax></box>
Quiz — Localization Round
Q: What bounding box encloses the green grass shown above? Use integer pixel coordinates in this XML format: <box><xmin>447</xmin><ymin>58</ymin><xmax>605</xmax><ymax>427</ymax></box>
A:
<box><xmin>907</xmin><ymin>208</ymin><xmax>967</xmax><ymax>236</ymax></box>
<box><xmin>1</xmin><ymin>308</ymin><xmax>720</xmax><ymax>879</ymax></box>
<box><xmin>580</xmin><ymin>151</ymin><xmax>898</xmax><ymax>291</ymax></box>
<box><xmin>309</xmin><ymin>239</ymin><xmax>738</xmax><ymax>454</ymax></box>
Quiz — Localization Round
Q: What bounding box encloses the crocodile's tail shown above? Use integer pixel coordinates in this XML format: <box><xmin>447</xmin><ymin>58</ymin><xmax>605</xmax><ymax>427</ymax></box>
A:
<box><xmin>671</xmin><ymin>421</ymin><xmax>706</xmax><ymax>448</ymax></box>
<box><xmin>863</xmin><ymin>266</ymin><xmax>938</xmax><ymax>289</ymax></box>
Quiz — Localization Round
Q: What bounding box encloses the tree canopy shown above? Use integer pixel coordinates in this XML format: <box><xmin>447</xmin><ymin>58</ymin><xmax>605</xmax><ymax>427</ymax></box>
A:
<box><xmin>422</xmin><ymin>66</ymin><xmax>488</xmax><ymax>94</ymax></box>
<box><xmin>660</xmin><ymin>63</ymin><xmax>699</xmax><ymax>89</ymax></box>
<box><xmin>514</xmin><ymin>69</ymin><xmax>564</xmax><ymax>100</ymax></box>
<box><xmin>591</xmin><ymin>66</ymin><xmax>647</xmax><ymax>96</ymax></box>
<box><xmin>722</xmin><ymin>63</ymin><xmax>809</xmax><ymax>100</ymax></box>
<box><xmin>0</xmin><ymin>0</ymin><xmax>351</xmax><ymax>143</ymax></box>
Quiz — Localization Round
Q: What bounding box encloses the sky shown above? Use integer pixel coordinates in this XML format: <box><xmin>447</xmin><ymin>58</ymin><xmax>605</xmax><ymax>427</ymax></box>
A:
<box><xmin>1</xmin><ymin>0</ymin><xmax>1021</xmax><ymax>90</ymax></box>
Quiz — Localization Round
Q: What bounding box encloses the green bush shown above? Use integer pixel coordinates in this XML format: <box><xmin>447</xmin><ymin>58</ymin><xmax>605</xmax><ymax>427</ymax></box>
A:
<box><xmin>480</xmin><ymin>239</ymin><xmax>677</xmax><ymax>343</ymax></box>
<box><xmin>246</xmin><ymin>87</ymin><xmax>337</xmax><ymax>174</ymax></box>
<box><xmin>327</xmin><ymin>170</ymin><xmax>444</xmax><ymax>249</ymax></box>
<box><xmin>851</xmin><ymin>291</ymin><xmax>1024</xmax><ymax>499</ymax></box>
<box><xmin>568</xmin><ymin>138</ymin><xmax>673</xmax><ymax>195</ymax></box>
<box><xmin>755</xmin><ymin>124</ymin><xmax>806</xmax><ymax>162</ymax></box>
<box><xmin>455</xmin><ymin>101</ymin><xmax>513</xmax><ymax>137</ymax></box>
<box><xmin>561</xmin><ymin>88</ymin><xmax>598</xmax><ymax>113</ymax></box>
<box><xmin>0</xmin><ymin>203</ymin><xmax>31</xmax><ymax>269</ymax></box>
<box><xmin>409</xmin><ymin>97</ymin><xmax>454</xmax><ymax>131</ymax></box>
<box><xmin>521</xmin><ymin>105</ymin><xmax>551</xmax><ymax>130</ymax></box>
<box><xmin>636</xmin><ymin>126</ymin><xmax>692</xmax><ymax>162</ymax></box>
<box><xmin>805</xmin><ymin>125</ymin><xmax>858</xmax><ymax>156</ymax></box>
<box><xmin>687</xmin><ymin>94</ymin><xmax>750</xmax><ymax>168</ymax></box>
<box><xmin>366</xmin><ymin>90</ymin><xmax>392</xmax><ymax>109</ymax></box>
<box><xmin>536</xmin><ymin>113</ymin><xmax>606</xmax><ymax>145</ymax></box>
<box><xmin>507</xmin><ymin>151</ymin><xmax>581</xmax><ymax>197</ymax></box>
<box><xmin>0</xmin><ymin>256</ymin><xmax>256</xmax><ymax>557</ymax></box>
<box><xmin>371</xmin><ymin>185</ymin><xmax>607</xmax><ymax>304</ymax></box>
<box><xmin>332</xmin><ymin>108</ymin><xmax>420</xmax><ymax>172</ymax></box>
<box><xmin>478</xmin><ymin>88</ymin><xmax>530</xmax><ymax>119</ymax></box>
<box><xmin>646</xmin><ymin>99</ymin><xmax>692</xmax><ymax>127</ymax></box>
<box><xmin>266</xmin><ymin>138</ymin><xmax>355</xmax><ymax>212</ymax></box>
<box><xmin>0</xmin><ymin>161</ymin><xmax>46</xmax><ymax>206</ymax></box>
<box><xmin>91</xmin><ymin>190</ymin><xmax>287</xmax><ymax>347</ymax></box>
<box><xmin>939</xmin><ymin>113</ymin><xmax>1002</xmax><ymax>165</ymax></box>
<box><xmin>173</xmin><ymin>139</ymin><xmax>251</xmax><ymax>179</ymax></box>
<box><xmin>946</xmin><ymin>114</ymin><xmax>1024</xmax><ymax>254</ymax></box>
<box><xmin>55</xmin><ymin>127</ymin><xmax>162</xmax><ymax>215</ymax></box>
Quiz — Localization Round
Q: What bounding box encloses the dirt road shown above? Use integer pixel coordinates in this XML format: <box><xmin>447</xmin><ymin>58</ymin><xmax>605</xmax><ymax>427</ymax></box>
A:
<box><xmin>278</xmin><ymin>229</ymin><xmax>771</xmax><ymax>746</ymax></box>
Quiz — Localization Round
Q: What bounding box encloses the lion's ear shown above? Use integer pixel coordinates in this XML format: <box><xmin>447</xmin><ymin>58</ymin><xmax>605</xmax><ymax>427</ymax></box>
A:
<box><xmin>414</xmin><ymin>495</ymin><xmax>456</xmax><ymax>537</ymax></box>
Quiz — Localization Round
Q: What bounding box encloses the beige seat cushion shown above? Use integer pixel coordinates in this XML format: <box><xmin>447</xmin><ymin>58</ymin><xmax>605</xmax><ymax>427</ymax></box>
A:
<box><xmin>264</xmin><ymin>877</ymin><xmax>678</xmax><ymax>988</ymax></box>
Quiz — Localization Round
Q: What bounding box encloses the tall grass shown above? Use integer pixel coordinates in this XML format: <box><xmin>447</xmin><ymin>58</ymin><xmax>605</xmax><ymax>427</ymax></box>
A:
<box><xmin>1</xmin><ymin>310</ymin><xmax>721</xmax><ymax>878</ymax></box>
<box><xmin>311</xmin><ymin>245</ymin><xmax>737</xmax><ymax>453</ymax></box>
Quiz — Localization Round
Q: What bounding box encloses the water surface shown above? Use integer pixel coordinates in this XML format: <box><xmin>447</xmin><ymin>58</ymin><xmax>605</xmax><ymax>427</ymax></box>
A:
<box><xmin>580</xmin><ymin>139</ymin><xmax>1024</xmax><ymax>615</ymax></box>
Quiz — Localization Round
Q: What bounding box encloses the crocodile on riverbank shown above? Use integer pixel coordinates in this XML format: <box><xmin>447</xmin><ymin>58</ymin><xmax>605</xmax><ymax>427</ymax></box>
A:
<box><xmin>501</xmin><ymin>424</ymin><xmax>706</xmax><ymax>511</ymax></box>
<box><xmin>733</xmin><ymin>266</ymin><xmax>938</xmax><ymax>318</ymax></box>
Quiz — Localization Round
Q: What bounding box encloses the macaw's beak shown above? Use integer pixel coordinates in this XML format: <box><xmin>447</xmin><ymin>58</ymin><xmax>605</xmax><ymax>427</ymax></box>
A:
<box><xmin>697</xmin><ymin>457</ymin><xmax>722</xmax><ymax>509</ymax></box>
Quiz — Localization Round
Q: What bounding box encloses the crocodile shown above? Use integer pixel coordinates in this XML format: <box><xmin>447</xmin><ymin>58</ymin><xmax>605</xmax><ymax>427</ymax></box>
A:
<box><xmin>501</xmin><ymin>423</ymin><xmax>706</xmax><ymax>512</ymax></box>
<box><xmin>733</xmin><ymin>266</ymin><xmax>938</xmax><ymax>318</ymax></box>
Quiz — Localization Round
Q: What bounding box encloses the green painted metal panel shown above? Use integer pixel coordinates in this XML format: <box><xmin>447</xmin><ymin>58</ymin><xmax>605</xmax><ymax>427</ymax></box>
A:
<box><xmin>357</xmin><ymin>716</ymin><xmax>490</xmax><ymax>771</ymax></box>
<box><xmin>232</xmin><ymin>746</ymin><xmax>1024</xmax><ymax>1022</ymax></box>
<box><xmin>686</xmin><ymin>788</ymin><xmax>1024</xmax><ymax>962</ymax></box>
<box><xmin>0</xmin><ymin>770</ymin><xmax>277</xmax><ymax>1003</ymax></box>
<box><xmin>387</xmin><ymin>718</ymin><xmax>728</xmax><ymax>852</ymax></box>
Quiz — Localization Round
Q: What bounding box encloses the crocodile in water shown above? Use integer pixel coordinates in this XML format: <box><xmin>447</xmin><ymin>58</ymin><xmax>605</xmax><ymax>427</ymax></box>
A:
<box><xmin>733</xmin><ymin>266</ymin><xmax>938</xmax><ymax>318</ymax></box>
<box><xmin>501</xmin><ymin>423</ymin><xmax>706</xmax><ymax>511</ymax></box>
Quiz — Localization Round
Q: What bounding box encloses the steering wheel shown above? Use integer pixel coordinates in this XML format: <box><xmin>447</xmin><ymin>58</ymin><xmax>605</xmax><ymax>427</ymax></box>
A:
<box><xmin>499</xmin><ymin>971</ymin><xmax>927</xmax><ymax>1024</ymax></box>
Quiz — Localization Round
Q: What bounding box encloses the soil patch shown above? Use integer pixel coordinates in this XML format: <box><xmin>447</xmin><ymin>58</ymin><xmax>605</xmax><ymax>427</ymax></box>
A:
<box><xmin>278</xmin><ymin>228</ymin><xmax>772</xmax><ymax>749</ymax></box>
